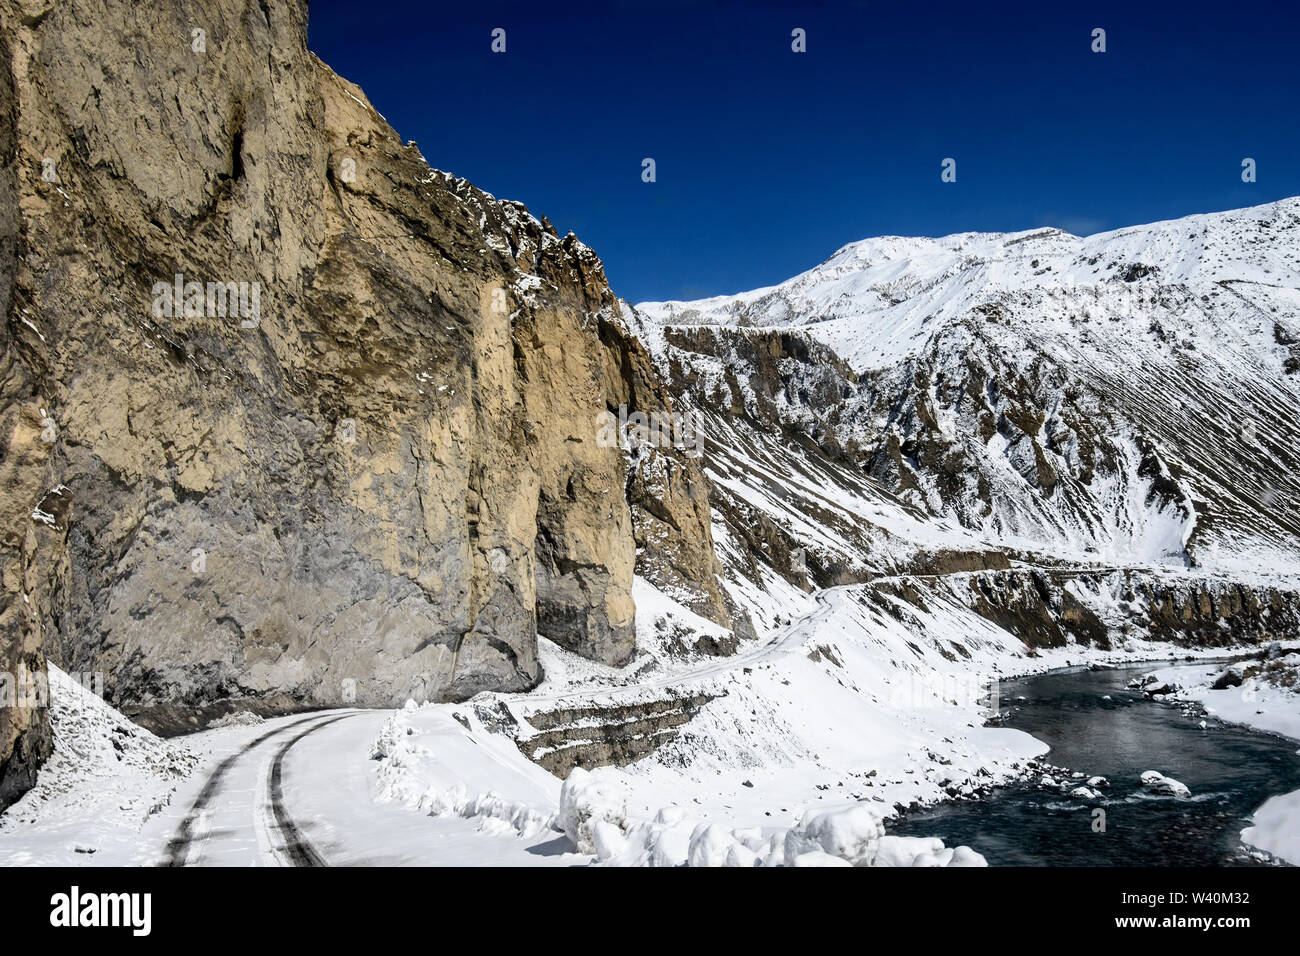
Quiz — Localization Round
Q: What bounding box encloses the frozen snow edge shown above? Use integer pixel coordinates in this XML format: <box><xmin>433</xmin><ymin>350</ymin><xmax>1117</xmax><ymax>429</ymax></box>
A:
<box><xmin>1144</xmin><ymin>651</ymin><xmax>1300</xmax><ymax>864</ymax></box>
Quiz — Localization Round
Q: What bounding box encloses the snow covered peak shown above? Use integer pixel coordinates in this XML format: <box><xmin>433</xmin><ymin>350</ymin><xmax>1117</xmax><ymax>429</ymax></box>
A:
<box><xmin>635</xmin><ymin>196</ymin><xmax>1300</xmax><ymax>573</ymax></box>
<box><xmin>637</xmin><ymin>197</ymin><xmax>1300</xmax><ymax>371</ymax></box>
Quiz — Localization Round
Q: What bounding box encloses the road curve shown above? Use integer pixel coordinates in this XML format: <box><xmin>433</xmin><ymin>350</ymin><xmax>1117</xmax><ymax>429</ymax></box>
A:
<box><xmin>162</xmin><ymin>711</ymin><xmax>357</xmax><ymax>867</ymax></box>
<box><xmin>265</xmin><ymin>714</ymin><xmax>356</xmax><ymax>866</ymax></box>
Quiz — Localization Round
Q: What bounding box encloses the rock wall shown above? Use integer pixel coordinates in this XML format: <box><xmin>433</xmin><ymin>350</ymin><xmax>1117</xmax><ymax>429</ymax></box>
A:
<box><xmin>874</xmin><ymin>569</ymin><xmax>1300</xmax><ymax>652</ymax></box>
<box><xmin>0</xmin><ymin>11</ymin><xmax>58</xmax><ymax>812</ymax></box>
<box><xmin>0</xmin><ymin>0</ymin><xmax>730</xmax><ymax>804</ymax></box>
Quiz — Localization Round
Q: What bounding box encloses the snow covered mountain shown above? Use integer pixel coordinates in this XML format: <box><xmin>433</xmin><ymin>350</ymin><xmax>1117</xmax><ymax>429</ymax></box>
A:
<box><xmin>637</xmin><ymin>199</ymin><xmax>1300</xmax><ymax>575</ymax></box>
<box><xmin>4</xmin><ymin>0</ymin><xmax>1299</xmax><ymax>870</ymax></box>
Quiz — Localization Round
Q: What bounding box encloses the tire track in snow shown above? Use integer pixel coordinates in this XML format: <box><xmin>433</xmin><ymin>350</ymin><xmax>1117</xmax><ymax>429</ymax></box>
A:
<box><xmin>264</xmin><ymin>713</ymin><xmax>357</xmax><ymax>866</ymax></box>
<box><xmin>162</xmin><ymin>712</ymin><xmax>354</xmax><ymax>867</ymax></box>
<box><xmin>162</xmin><ymin>714</ymin><xmax>324</xmax><ymax>866</ymax></box>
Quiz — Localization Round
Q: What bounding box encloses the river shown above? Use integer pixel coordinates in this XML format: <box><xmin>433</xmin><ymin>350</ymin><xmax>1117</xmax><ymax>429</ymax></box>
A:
<box><xmin>889</xmin><ymin>661</ymin><xmax>1300</xmax><ymax>865</ymax></box>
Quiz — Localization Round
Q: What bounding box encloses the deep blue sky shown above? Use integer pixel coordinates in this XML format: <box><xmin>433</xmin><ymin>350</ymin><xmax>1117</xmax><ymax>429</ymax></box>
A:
<box><xmin>308</xmin><ymin>0</ymin><xmax>1300</xmax><ymax>304</ymax></box>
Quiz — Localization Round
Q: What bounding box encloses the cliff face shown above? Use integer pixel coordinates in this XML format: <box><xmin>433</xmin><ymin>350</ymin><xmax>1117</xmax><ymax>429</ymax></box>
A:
<box><xmin>0</xmin><ymin>0</ymin><xmax>729</xmax><ymax>805</ymax></box>
<box><xmin>0</xmin><ymin>10</ymin><xmax>58</xmax><ymax>812</ymax></box>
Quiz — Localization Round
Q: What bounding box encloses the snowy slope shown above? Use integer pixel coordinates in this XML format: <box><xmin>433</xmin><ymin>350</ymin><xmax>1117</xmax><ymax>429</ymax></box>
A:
<box><xmin>636</xmin><ymin>198</ymin><xmax>1300</xmax><ymax>572</ymax></box>
<box><xmin>638</xmin><ymin>199</ymin><xmax>1300</xmax><ymax>370</ymax></box>
<box><xmin>0</xmin><ymin>666</ymin><xmax>199</xmax><ymax>864</ymax></box>
<box><xmin>398</xmin><ymin>573</ymin><xmax>1281</xmax><ymax>866</ymax></box>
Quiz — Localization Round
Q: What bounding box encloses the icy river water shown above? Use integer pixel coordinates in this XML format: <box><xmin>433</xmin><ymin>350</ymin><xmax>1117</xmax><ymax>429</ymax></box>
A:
<box><xmin>890</xmin><ymin>661</ymin><xmax>1300</xmax><ymax>865</ymax></box>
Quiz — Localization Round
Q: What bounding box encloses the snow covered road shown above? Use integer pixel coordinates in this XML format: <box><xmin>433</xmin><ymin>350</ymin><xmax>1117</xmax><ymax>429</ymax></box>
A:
<box><xmin>159</xmin><ymin>712</ymin><xmax>362</xmax><ymax>867</ymax></box>
<box><xmin>141</xmin><ymin>592</ymin><xmax>843</xmax><ymax>867</ymax></box>
<box><xmin>121</xmin><ymin>706</ymin><xmax>578</xmax><ymax>867</ymax></box>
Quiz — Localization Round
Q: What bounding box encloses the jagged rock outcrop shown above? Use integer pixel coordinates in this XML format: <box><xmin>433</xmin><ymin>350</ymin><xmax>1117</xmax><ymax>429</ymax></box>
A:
<box><xmin>873</xmin><ymin>568</ymin><xmax>1300</xmax><ymax>652</ymax></box>
<box><xmin>0</xmin><ymin>0</ymin><xmax>731</xmax><ymax>804</ymax></box>
<box><xmin>481</xmin><ymin>692</ymin><xmax>718</xmax><ymax>778</ymax></box>
<box><xmin>627</xmin><ymin>317</ymin><xmax>1030</xmax><ymax>595</ymax></box>
<box><xmin>662</xmin><ymin>325</ymin><xmax>860</xmax><ymax>460</ymax></box>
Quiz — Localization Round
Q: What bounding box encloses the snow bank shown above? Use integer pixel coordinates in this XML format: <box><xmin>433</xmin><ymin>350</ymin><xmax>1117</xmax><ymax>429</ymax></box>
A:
<box><xmin>370</xmin><ymin>709</ymin><xmax>560</xmax><ymax>841</ymax></box>
<box><xmin>0</xmin><ymin>665</ymin><xmax>199</xmax><ymax>865</ymax></box>
<box><xmin>1148</xmin><ymin>652</ymin><xmax>1300</xmax><ymax>743</ymax></box>
<box><xmin>1241</xmin><ymin>788</ymin><xmax>1300</xmax><ymax>864</ymax></box>
<box><xmin>561</xmin><ymin>767</ymin><xmax>985</xmax><ymax>867</ymax></box>
<box><xmin>784</xmin><ymin>805</ymin><xmax>883</xmax><ymax>866</ymax></box>
<box><xmin>557</xmin><ymin>766</ymin><xmax>628</xmax><ymax>853</ymax></box>
<box><xmin>419</xmin><ymin>783</ymin><xmax>555</xmax><ymax>839</ymax></box>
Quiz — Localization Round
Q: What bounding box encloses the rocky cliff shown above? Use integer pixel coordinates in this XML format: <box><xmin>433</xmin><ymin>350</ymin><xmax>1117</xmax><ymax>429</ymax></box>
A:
<box><xmin>0</xmin><ymin>0</ymin><xmax>731</xmax><ymax>808</ymax></box>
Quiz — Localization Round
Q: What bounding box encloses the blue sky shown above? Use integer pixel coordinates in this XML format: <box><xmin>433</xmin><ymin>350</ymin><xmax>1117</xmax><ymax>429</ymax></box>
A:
<box><xmin>308</xmin><ymin>0</ymin><xmax>1300</xmax><ymax>304</ymax></box>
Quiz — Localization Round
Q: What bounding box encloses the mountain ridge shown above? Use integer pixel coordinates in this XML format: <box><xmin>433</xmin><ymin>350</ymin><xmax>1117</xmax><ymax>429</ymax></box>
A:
<box><xmin>639</xmin><ymin>196</ymin><xmax>1300</xmax><ymax>358</ymax></box>
<box><xmin>633</xmin><ymin>197</ymin><xmax>1300</xmax><ymax>575</ymax></box>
